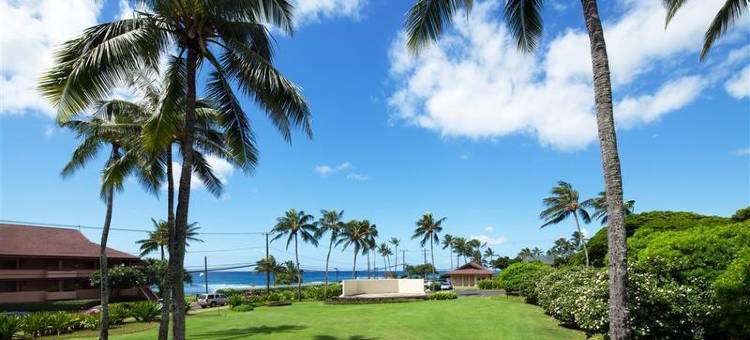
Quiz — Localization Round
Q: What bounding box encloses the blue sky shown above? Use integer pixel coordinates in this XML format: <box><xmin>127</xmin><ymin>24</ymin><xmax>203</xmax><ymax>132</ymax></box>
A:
<box><xmin>1</xmin><ymin>0</ymin><xmax>748</xmax><ymax>271</ymax></box>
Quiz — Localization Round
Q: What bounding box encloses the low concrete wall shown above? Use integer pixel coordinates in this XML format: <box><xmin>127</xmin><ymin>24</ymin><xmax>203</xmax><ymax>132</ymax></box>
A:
<box><xmin>341</xmin><ymin>279</ymin><xmax>424</xmax><ymax>296</ymax></box>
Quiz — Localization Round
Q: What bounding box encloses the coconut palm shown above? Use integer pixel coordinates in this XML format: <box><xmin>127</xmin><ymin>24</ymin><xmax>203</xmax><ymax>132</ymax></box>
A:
<box><xmin>361</xmin><ymin>220</ymin><xmax>378</xmax><ymax>278</ymax></box>
<box><xmin>540</xmin><ymin>181</ymin><xmax>592</xmax><ymax>267</ymax></box>
<box><xmin>452</xmin><ymin>237</ymin><xmax>467</xmax><ymax>265</ymax></box>
<box><xmin>518</xmin><ymin>247</ymin><xmax>534</xmax><ymax>261</ymax></box>
<box><xmin>483</xmin><ymin>248</ymin><xmax>495</xmax><ymax>266</ymax></box>
<box><xmin>378</xmin><ymin>243</ymin><xmax>393</xmax><ymax>275</ymax></box>
<box><xmin>664</xmin><ymin>0</ymin><xmax>748</xmax><ymax>61</ymax></box>
<box><xmin>441</xmin><ymin>234</ymin><xmax>455</xmax><ymax>269</ymax></box>
<box><xmin>137</xmin><ymin>219</ymin><xmax>203</xmax><ymax>260</ymax></box>
<box><xmin>59</xmin><ymin>100</ymin><xmax>159</xmax><ymax>339</ymax></box>
<box><xmin>271</xmin><ymin>209</ymin><xmax>318</xmax><ymax>301</ymax></box>
<box><xmin>254</xmin><ymin>255</ymin><xmax>282</xmax><ymax>284</ymax></box>
<box><xmin>389</xmin><ymin>237</ymin><xmax>401</xmax><ymax>273</ymax></box>
<box><xmin>582</xmin><ymin>191</ymin><xmax>636</xmax><ymax>225</ymax></box>
<box><xmin>412</xmin><ymin>212</ymin><xmax>445</xmax><ymax>275</ymax></box>
<box><xmin>315</xmin><ymin>209</ymin><xmax>345</xmax><ymax>297</ymax></box>
<box><xmin>531</xmin><ymin>247</ymin><xmax>544</xmax><ymax>259</ymax></box>
<box><xmin>39</xmin><ymin>3</ymin><xmax>311</xmax><ymax>337</ymax></box>
<box><xmin>338</xmin><ymin>220</ymin><xmax>370</xmax><ymax>278</ymax></box>
<box><xmin>571</xmin><ymin>231</ymin><xmax>586</xmax><ymax>250</ymax></box>
<box><xmin>403</xmin><ymin>1</ymin><xmax>631</xmax><ymax>336</ymax></box>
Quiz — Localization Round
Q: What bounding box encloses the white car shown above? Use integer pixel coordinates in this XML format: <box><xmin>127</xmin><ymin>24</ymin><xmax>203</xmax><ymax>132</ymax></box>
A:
<box><xmin>440</xmin><ymin>281</ymin><xmax>453</xmax><ymax>290</ymax></box>
<box><xmin>197</xmin><ymin>293</ymin><xmax>227</xmax><ymax>308</ymax></box>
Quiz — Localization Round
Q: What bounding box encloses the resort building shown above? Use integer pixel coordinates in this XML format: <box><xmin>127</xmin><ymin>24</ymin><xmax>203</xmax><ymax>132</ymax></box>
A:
<box><xmin>445</xmin><ymin>262</ymin><xmax>494</xmax><ymax>288</ymax></box>
<box><xmin>0</xmin><ymin>223</ymin><xmax>149</xmax><ymax>303</ymax></box>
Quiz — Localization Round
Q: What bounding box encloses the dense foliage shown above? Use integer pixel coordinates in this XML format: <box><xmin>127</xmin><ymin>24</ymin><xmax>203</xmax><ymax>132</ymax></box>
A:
<box><xmin>405</xmin><ymin>264</ymin><xmax>436</xmax><ymax>277</ymax></box>
<box><xmin>427</xmin><ymin>291</ymin><xmax>458</xmax><ymax>300</ymax></box>
<box><xmin>731</xmin><ymin>206</ymin><xmax>750</xmax><ymax>222</ymax></box>
<box><xmin>496</xmin><ymin>262</ymin><xmax>553</xmax><ymax>295</ymax></box>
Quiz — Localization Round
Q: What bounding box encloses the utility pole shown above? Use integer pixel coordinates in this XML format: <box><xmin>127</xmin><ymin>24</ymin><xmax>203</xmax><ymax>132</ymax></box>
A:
<box><xmin>402</xmin><ymin>250</ymin><xmax>406</xmax><ymax>274</ymax></box>
<box><xmin>265</xmin><ymin>232</ymin><xmax>270</xmax><ymax>294</ymax></box>
<box><xmin>204</xmin><ymin>256</ymin><xmax>208</xmax><ymax>294</ymax></box>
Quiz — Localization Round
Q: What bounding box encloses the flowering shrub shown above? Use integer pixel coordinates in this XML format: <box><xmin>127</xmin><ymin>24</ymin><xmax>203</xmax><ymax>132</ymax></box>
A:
<box><xmin>427</xmin><ymin>291</ymin><xmax>457</xmax><ymax>300</ymax></box>
<box><xmin>497</xmin><ymin>262</ymin><xmax>552</xmax><ymax>296</ymax></box>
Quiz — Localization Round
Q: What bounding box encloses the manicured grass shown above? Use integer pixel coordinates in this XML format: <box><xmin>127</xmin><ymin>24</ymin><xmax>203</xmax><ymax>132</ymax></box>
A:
<box><xmin>60</xmin><ymin>297</ymin><xmax>584</xmax><ymax>339</ymax></box>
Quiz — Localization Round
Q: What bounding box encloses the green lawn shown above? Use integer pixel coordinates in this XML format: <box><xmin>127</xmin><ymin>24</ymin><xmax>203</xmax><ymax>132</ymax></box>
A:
<box><xmin>64</xmin><ymin>297</ymin><xmax>584</xmax><ymax>339</ymax></box>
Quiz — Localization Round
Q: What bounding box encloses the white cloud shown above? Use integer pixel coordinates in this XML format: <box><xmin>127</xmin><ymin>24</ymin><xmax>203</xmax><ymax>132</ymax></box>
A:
<box><xmin>733</xmin><ymin>147</ymin><xmax>750</xmax><ymax>156</ymax></box>
<box><xmin>387</xmin><ymin>0</ymin><xmax>735</xmax><ymax>150</ymax></box>
<box><xmin>346</xmin><ymin>173</ymin><xmax>369</xmax><ymax>181</ymax></box>
<box><xmin>0</xmin><ymin>0</ymin><xmax>101</xmax><ymax>116</ymax></box>
<box><xmin>725</xmin><ymin>65</ymin><xmax>750</xmax><ymax>99</ymax></box>
<box><xmin>470</xmin><ymin>235</ymin><xmax>507</xmax><ymax>246</ymax></box>
<box><xmin>173</xmin><ymin>155</ymin><xmax>235</xmax><ymax>192</ymax></box>
<box><xmin>314</xmin><ymin>161</ymin><xmax>352</xmax><ymax>175</ymax></box>
<box><xmin>295</xmin><ymin>0</ymin><xmax>366</xmax><ymax>26</ymax></box>
<box><xmin>483</xmin><ymin>226</ymin><xmax>494</xmax><ymax>232</ymax></box>
<box><xmin>459</xmin><ymin>154</ymin><xmax>470</xmax><ymax>160</ymax></box>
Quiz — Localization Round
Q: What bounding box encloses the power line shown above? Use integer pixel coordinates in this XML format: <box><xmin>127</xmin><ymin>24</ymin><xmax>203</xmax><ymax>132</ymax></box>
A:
<box><xmin>0</xmin><ymin>219</ymin><xmax>268</xmax><ymax>235</ymax></box>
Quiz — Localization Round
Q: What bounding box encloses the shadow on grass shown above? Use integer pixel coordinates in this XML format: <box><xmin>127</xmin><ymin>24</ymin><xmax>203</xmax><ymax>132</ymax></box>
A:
<box><xmin>193</xmin><ymin>324</ymin><xmax>306</xmax><ymax>340</ymax></box>
<box><xmin>313</xmin><ymin>336</ymin><xmax>378</xmax><ymax>340</ymax></box>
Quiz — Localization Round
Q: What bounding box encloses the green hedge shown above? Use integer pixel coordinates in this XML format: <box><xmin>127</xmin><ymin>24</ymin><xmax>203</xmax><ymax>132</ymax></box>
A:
<box><xmin>497</xmin><ymin>262</ymin><xmax>552</xmax><ymax>297</ymax></box>
<box><xmin>427</xmin><ymin>291</ymin><xmax>457</xmax><ymax>300</ymax></box>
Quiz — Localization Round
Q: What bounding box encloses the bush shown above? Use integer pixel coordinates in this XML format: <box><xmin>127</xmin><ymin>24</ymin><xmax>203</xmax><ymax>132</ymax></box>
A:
<box><xmin>19</xmin><ymin>312</ymin><xmax>51</xmax><ymax>337</ymax></box>
<box><xmin>302</xmin><ymin>284</ymin><xmax>342</xmax><ymax>300</ymax></box>
<box><xmin>108</xmin><ymin>304</ymin><xmax>128</xmax><ymax>325</ymax></box>
<box><xmin>731</xmin><ymin>206</ymin><xmax>750</xmax><ymax>222</ymax></box>
<box><xmin>76</xmin><ymin>313</ymin><xmax>100</xmax><ymax>330</ymax></box>
<box><xmin>129</xmin><ymin>301</ymin><xmax>161</xmax><ymax>322</ymax></box>
<box><xmin>0</xmin><ymin>314</ymin><xmax>21</xmax><ymax>340</ymax></box>
<box><xmin>497</xmin><ymin>262</ymin><xmax>553</xmax><ymax>296</ymax></box>
<box><xmin>230</xmin><ymin>304</ymin><xmax>255</xmax><ymax>312</ymax></box>
<box><xmin>427</xmin><ymin>291</ymin><xmax>457</xmax><ymax>300</ymax></box>
<box><xmin>227</xmin><ymin>294</ymin><xmax>245</xmax><ymax>307</ymax></box>
<box><xmin>713</xmin><ymin>249</ymin><xmax>750</xmax><ymax>338</ymax></box>
<box><xmin>477</xmin><ymin>279</ymin><xmax>502</xmax><ymax>290</ymax></box>
<box><xmin>263</xmin><ymin>300</ymin><xmax>292</xmax><ymax>307</ymax></box>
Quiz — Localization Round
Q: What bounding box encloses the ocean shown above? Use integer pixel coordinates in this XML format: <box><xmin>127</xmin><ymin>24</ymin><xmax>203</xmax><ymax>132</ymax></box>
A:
<box><xmin>185</xmin><ymin>270</ymin><xmax>408</xmax><ymax>295</ymax></box>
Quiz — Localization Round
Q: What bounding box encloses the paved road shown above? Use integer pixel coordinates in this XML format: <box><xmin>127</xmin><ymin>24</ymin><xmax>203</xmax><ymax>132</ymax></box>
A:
<box><xmin>454</xmin><ymin>289</ymin><xmax>505</xmax><ymax>297</ymax></box>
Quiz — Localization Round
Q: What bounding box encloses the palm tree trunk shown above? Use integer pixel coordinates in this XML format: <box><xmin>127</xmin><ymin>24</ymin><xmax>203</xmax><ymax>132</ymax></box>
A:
<box><xmin>572</xmin><ymin>212</ymin><xmax>590</xmax><ymax>267</ymax></box>
<box><xmin>394</xmin><ymin>246</ymin><xmax>398</xmax><ymax>274</ymax></box>
<box><xmin>98</xmin><ymin>183</ymin><xmax>114</xmax><ymax>340</ymax></box>
<box><xmin>430</xmin><ymin>239</ymin><xmax>436</xmax><ymax>275</ymax></box>
<box><xmin>580</xmin><ymin>1</ymin><xmax>629</xmax><ymax>338</ymax></box>
<box><xmin>168</xmin><ymin>46</ymin><xmax>198</xmax><ymax>340</ymax></box>
<box><xmin>295</xmin><ymin>233</ymin><xmax>301</xmax><ymax>301</ymax></box>
<box><xmin>449</xmin><ymin>249</ymin><xmax>453</xmax><ymax>270</ymax></box>
<box><xmin>158</xmin><ymin>146</ymin><xmax>175</xmax><ymax>340</ymax></box>
<box><xmin>352</xmin><ymin>251</ymin><xmax>357</xmax><ymax>279</ymax></box>
<box><xmin>367</xmin><ymin>252</ymin><xmax>371</xmax><ymax>279</ymax></box>
<box><xmin>324</xmin><ymin>237</ymin><xmax>333</xmax><ymax>298</ymax></box>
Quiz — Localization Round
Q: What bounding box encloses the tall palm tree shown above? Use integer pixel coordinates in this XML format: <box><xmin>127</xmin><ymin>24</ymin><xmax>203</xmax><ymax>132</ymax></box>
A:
<box><xmin>441</xmin><ymin>234</ymin><xmax>455</xmax><ymax>269</ymax></box>
<box><xmin>403</xmin><ymin>1</ymin><xmax>631</xmax><ymax>337</ymax></box>
<box><xmin>137</xmin><ymin>219</ymin><xmax>204</xmax><ymax>260</ymax></box>
<box><xmin>59</xmin><ymin>100</ymin><xmax>159</xmax><ymax>339</ymax></box>
<box><xmin>483</xmin><ymin>248</ymin><xmax>495</xmax><ymax>266</ymax></box>
<box><xmin>315</xmin><ymin>209</ymin><xmax>345</xmax><ymax>297</ymax></box>
<box><xmin>39</xmin><ymin>3</ymin><xmax>312</xmax><ymax>337</ymax></box>
<box><xmin>412</xmin><ymin>212</ymin><xmax>445</xmax><ymax>275</ymax></box>
<box><xmin>664</xmin><ymin>0</ymin><xmax>748</xmax><ymax>61</ymax></box>
<box><xmin>338</xmin><ymin>220</ymin><xmax>370</xmax><ymax>278</ymax></box>
<box><xmin>540</xmin><ymin>181</ymin><xmax>592</xmax><ymax>267</ymax></box>
<box><xmin>254</xmin><ymin>255</ymin><xmax>282</xmax><ymax>285</ymax></box>
<box><xmin>360</xmin><ymin>220</ymin><xmax>378</xmax><ymax>279</ymax></box>
<box><xmin>378</xmin><ymin>243</ymin><xmax>393</xmax><ymax>274</ymax></box>
<box><xmin>389</xmin><ymin>237</ymin><xmax>401</xmax><ymax>273</ymax></box>
<box><xmin>452</xmin><ymin>237</ymin><xmax>467</xmax><ymax>265</ymax></box>
<box><xmin>582</xmin><ymin>191</ymin><xmax>636</xmax><ymax>225</ymax></box>
<box><xmin>571</xmin><ymin>231</ymin><xmax>586</xmax><ymax>251</ymax></box>
<box><xmin>271</xmin><ymin>209</ymin><xmax>318</xmax><ymax>301</ymax></box>
<box><xmin>518</xmin><ymin>247</ymin><xmax>534</xmax><ymax>261</ymax></box>
<box><xmin>531</xmin><ymin>247</ymin><xmax>543</xmax><ymax>259</ymax></box>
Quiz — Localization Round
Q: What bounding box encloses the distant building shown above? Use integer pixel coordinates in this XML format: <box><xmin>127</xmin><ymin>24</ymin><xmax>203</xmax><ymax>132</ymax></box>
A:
<box><xmin>0</xmin><ymin>223</ymin><xmax>149</xmax><ymax>303</ymax></box>
<box><xmin>445</xmin><ymin>262</ymin><xmax>494</xmax><ymax>287</ymax></box>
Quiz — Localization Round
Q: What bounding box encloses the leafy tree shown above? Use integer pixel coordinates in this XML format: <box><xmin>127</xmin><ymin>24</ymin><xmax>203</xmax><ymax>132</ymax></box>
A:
<box><xmin>275</xmin><ymin>261</ymin><xmax>302</xmax><ymax>286</ymax></box>
<box><xmin>664</xmin><ymin>0</ymin><xmax>748</xmax><ymax>61</ymax></box>
<box><xmin>39</xmin><ymin>2</ymin><xmax>313</xmax><ymax>337</ymax></box>
<box><xmin>91</xmin><ymin>264</ymin><xmax>146</xmax><ymax>289</ymax></box>
<box><xmin>271</xmin><ymin>209</ymin><xmax>318</xmax><ymax>300</ymax></box>
<box><xmin>490</xmin><ymin>256</ymin><xmax>516</xmax><ymax>270</ymax></box>
<box><xmin>141</xmin><ymin>259</ymin><xmax>192</xmax><ymax>294</ymax></box>
<box><xmin>540</xmin><ymin>181</ymin><xmax>591</xmax><ymax>266</ymax></box>
<box><xmin>547</xmin><ymin>238</ymin><xmax>575</xmax><ymax>265</ymax></box>
<box><xmin>441</xmin><ymin>234</ymin><xmax>455</xmax><ymax>269</ymax></box>
<box><xmin>731</xmin><ymin>206</ymin><xmax>750</xmax><ymax>222</ymax></box>
<box><xmin>315</xmin><ymin>209</ymin><xmax>345</xmax><ymax>297</ymax></box>
<box><xmin>405</xmin><ymin>264</ymin><xmax>436</xmax><ymax>278</ymax></box>
<box><xmin>59</xmin><ymin>100</ymin><xmax>158</xmax><ymax>339</ymax></box>
<box><xmin>402</xmin><ymin>0</ymin><xmax>632</xmax><ymax>335</ymax></box>
<box><xmin>338</xmin><ymin>220</ymin><xmax>370</xmax><ymax>278</ymax></box>
<box><xmin>412</xmin><ymin>212</ymin><xmax>445</xmax><ymax>275</ymax></box>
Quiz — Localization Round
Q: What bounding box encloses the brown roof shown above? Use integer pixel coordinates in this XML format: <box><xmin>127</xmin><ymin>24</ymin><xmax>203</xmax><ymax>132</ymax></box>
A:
<box><xmin>0</xmin><ymin>223</ymin><xmax>138</xmax><ymax>260</ymax></box>
<box><xmin>446</xmin><ymin>262</ymin><xmax>494</xmax><ymax>276</ymax></box>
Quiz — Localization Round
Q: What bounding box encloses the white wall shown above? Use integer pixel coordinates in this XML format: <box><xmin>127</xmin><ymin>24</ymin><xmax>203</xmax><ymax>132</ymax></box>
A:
<box><xmin>341</xmin><ymin>279</ymin><xmax>424</xmax><ymax>296</ymax></box>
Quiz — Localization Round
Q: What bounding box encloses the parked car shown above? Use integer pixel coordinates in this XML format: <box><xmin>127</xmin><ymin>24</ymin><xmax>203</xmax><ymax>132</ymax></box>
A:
<box><xmin>440</xmin><ymin>280</ymin><xmax>453</xmax><ymax>290</ymax></box>
<box><xmin>197</xmin><ymin>293</ymin><xmax>227</xmax><ymax>308</ymax></box>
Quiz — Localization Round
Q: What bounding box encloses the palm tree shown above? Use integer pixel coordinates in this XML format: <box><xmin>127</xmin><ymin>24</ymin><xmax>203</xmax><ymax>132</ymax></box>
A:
<box><xmin>582</xmin><ymin>191</ymin><xmax>636</xmax><ymax>225</ymax></box>
<box><xmin>571</xmin><ymin>231</ymin><xmax>586</xmax><ymax>251</ymax></box>
<box><xmin>39</xmin><ymin>3</ymin><xmax>312</xmax><ymax>337</ymax></box>
<box><xmin>664</xmin><ymin>0</ymin><xmax>748</xmax><ymax>61</ymax></box>
<box><xmin>403</xmin><ymin>1</ymin><xmax>631</xmax><ymax>337</ymax></box>
<box><xmin>540</xmin><ymin>181</ymin><xmax>592</xmax><ymax>267</ymax></box>
<box><xmin>441</xmin><ymin>234</ymin><xmax>455</xmax><ymax>270</ymax></box>
<box><xmin>315</xmin><ymin>209</ymin><xmax>345</xmax><ymax>297</ymax></box>
<box><xmin>483</xmin><ymin>248</ymin><xmax>495</xmax><ymax>266</ymax></box>
<box><xmin>137</xmin><ymin>219</ymin><xmax>203</xmax><ymax>260</ymax></box>
<box><xmin>59</xmin><ymin>100</ymin><xmax>158</xmax><ymax>339</ymax></box>
<box><xmin>338</xmin><ymin>220</ymin><xmax>370</xmax><ymax>278</ymax></box>
<box><xmin>378</xmin><ymin>243</ymin><xmax>393</xmax><ymax>275</ymax></box>
<box><xmin>389</xmin><ymin>237</ymin><xmax>401</xmax><ymax>273</ymax></box>
<box><xmin>518</xmin><ymin>248</ymin><xmax>534</xmax><ymax>261</ymax></box>
<box><xmin>452</xmin><ymin>237</ymin><xmax>467</xmax><ymax>265</ymax></box>
<box><xmin>361</xmin><ymin>220</ymin><xmax>378</xmax><ymax>278</ymax></box>
<box><xmin>531</xmin><ymin>247</ymin><xmax>543</xmax><ymax>259</ymax></box>
<box><xmin>412</xmin><ymin>212</ymin><xmax>445</xmax><ymax>275</ymax></box>
<box><xmin>271</xmin><ymin>209</ymin><xmax>318</xmax><ymax>301</ymax></box>
<box><xmin>254</xmin><ymin>255</ymin><xmax>282</xmax><ymax>285</ymax></box>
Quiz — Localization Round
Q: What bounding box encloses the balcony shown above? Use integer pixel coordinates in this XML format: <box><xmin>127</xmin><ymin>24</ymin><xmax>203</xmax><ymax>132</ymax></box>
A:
<box><xmin>0</xmin><ymin>269</ymin><xmax>95</xmax><ymax>280</ymax></box>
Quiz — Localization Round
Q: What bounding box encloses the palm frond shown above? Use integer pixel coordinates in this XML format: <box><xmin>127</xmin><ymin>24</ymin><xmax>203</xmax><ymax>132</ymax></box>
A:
<box><xmin>191</xmin><ymin>151</ymin><xmax>224</xmax><ymax>198</ymax></box>
<box><xmin>504</xmin><ymin>0</ymin><xmax>544</xmax><ymax>53</ymax></box>
<box><xmin>700</xmin><ymin>0</ymin><xmax>748</xmax><ymax>61</ymax></box>
<box><xmin>404</xmin><ymin>0</ymin><xmax>473</xmax><ymax>55</ymax></box>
